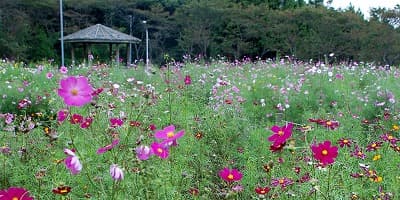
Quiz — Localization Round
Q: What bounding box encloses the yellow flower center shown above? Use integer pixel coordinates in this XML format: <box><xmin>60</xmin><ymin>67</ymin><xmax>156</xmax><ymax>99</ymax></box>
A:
<box><xmin>227</xmin><ymin>174</ymin><xmax>234</xmax><ymax>180</ymax></box>
<box><xmin>388</xmin><ymin>136</ymin><xmax>393</xmax><ymax>140</ymax></box>
<box><xmin>157</xmin><ymin>148</ymin><xmax>163</xmax><ymax>153</ymax></box>
<box><xmin>12</xmin><ymin>197</ymin><xmax>19</xmax><ymax>200</ymax></box>
<box><xmin>71</xmin><ymin>88</ymin><xmax>78</xmax><ymax>96</ymax></box>
<box><xmin>371</xmin><ymin>143</ymin><xmax>377</xmax><ymax>148</ymax></box>
<box><xmin>326</xmin><ymin>121</ymin><xmax>332</xmax><ymax>126</ymax></box>
<box><xmin>357</xmin><ymin>151</ymin><xmax>363</xmax><ymax>156</ymax></box>
<box><xmin>278</xmin><ymin>130</ymin><xmax>284</xmax><ymax>136</ymax></box>
<box><xmin>167</xmin><ymin>131</ymin><xmax>175</xmax><ymax>138</ymax></box>
<box><xmin>279</xmin><ymin>179</ymin><xmax>285</xmax><ymax>184</ymax></box>
<box><xmin>322</xmin><ymin>149</ymin><xmax>328</xmax><ymax>155</ymax></box>
<box><xmin>260</xmin><ymin>190</ymin><xmax>266</xmax><ymax>194</ymax></box>
<box><xmin>343</xmin><ymin>139</ymin><xmax>348</xmax><ymax>143</ymax></box>
<box><xmin>60</xmin><ymin>189</ymin><xmax>68</xmax><ymax>194</ymax></box>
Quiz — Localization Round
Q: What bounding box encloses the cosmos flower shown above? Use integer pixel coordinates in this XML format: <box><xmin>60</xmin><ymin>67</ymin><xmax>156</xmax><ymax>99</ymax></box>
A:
<box><xmin>271</xmin><ymin>177</ymin><xmax>294</xmax><ymax>189</ymax></box>
<box><xmin>0</xmin><ymin>187</ymin><xmax>34</xmax><ymax>200</ymax></box>
<box><xmin>52</xmin><ymin>185</ymin><xmax>71</xmax><ymax>195</ymax></box>
<box><xmin>310</xmin><ymin>140</ymin><xmax>338</xmax><ymax>166</ymax></box>
<box><xmin>184</xmin><ymin>75</ymin><xmax>192</xmax><ymax>85</ymax></box>
<box><xmin>366</xmin><ymin>141</ymin><xmax>382</xmax><ymax>152</ymax></box>
<box><xmin>351</xmin><ymin>145</ymin><xmax>366</xmax><ymax>159</ymax></box>
<box><xmin>268</xmin><ymin>123</ymin><xmax>293</xmax><ymax>146</ymax></box>
<box><xmin>64</xmin><ymin>148</ymin><xmax>82</xmax><ymax>175</ymax></box>
<box><xmin>337</xmin><ymin>138</ymin><xmax>353</xmax><ymax>148</ymax></box>
<box><xmin>59</xmin><ymin>66</ymin><xmax>68</xmax><ymax>74</ymax></box>
<box><xmin>151</xmin><ymin>142</ymin><xmax>169</xmax><ymax>159</ymax></box>
<box><xmin>80</xmin><ymin>117</ymin><xmax>93</xmax><ymax>129</ymax></box>
<box><xmin>110</xmin><ymin>164</ymin><xmax>124</xmax><ymax>181</ymax></box>
<box><xmin>154</xmin><ymin>125</ymin><xmax>185</xmax><ymax>146</ymax></box>
<box><xmin>135</xmin><ymin>145</ymin><xmax>153</xmax><ymax>160</ymax></box>
<box><xmin>218</xmin><ymin>168</ymin><xmax>243</xmax><ymax>182</ymax></box>
<box><xmin>97</xmin><ymin>139</ymin><xmax>120</xmax><ymax>154</ymax></box>
<box><xmin>255</xmin><ymin>186</ymin><xmax>271</xmax><ymax>195</ymax></box>
<box><xmin>110</xmin><ymin>118</ymin><xmax>124</xmax><ymax>128</ymax></box>
<box><xmin>58</xmin><ymin>76</ymin><xmax>93</xmax><ymax>107</ymax></box>
<box><xmin>57</xmin><ymin>109</ymin><xmax>69</xmax><ymax>123</ymax></box>
<box><xmin>70</xmin><ymin>113</ymin><xmax>83</xmax><ymax>124</ymax></box>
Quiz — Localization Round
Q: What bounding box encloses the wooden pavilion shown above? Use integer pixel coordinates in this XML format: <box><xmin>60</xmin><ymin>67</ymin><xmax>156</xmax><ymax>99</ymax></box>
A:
<box><xmin>63</xmin><ymin>24</ymin><xmax>141</xmax><ymax>66</ymax></box>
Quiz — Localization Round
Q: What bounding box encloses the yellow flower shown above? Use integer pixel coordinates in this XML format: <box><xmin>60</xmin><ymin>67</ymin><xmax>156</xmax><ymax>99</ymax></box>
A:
<box><xmin>392</xmin><ymin>124</ymin><xmax>399</xmax><ymax>131</ymax></box>
<box><xmin>372</xmin><ymin>154</ymin><xmax>381</xmax><ymax>161</ymax></box>
<box><xmin>370</xmin><ymin>176</ymin><xmax>383</xmax><ymax>183</ymax></box>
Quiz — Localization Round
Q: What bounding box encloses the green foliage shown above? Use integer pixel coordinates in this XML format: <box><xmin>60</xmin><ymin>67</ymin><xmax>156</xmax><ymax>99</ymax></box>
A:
<box><xmin>1</xmin><ymin>0</ymin><xmax>400</xmax><ymax>65</ymax></box>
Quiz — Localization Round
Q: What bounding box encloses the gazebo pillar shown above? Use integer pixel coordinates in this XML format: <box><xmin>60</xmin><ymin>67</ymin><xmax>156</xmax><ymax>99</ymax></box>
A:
<box><xmin>127</xmin><ymin>43</ymin><xmax>131</xmax><ymax>67</ymax></box>
<box><xmin>70</xmin><ymin>44</ymin><xmax>75</xmax><ymax>66</ymax></box>
<box><xmin>87</xmin><ymin>43</ymin><xmax>92</xmax><ymax>66</ymax></box>
<box><xmin>115</xmin><ymin>44</ymin><xmax>120</xmax><ymax>65</ymax></box>
<box><xmin>109</xmin><ymin>44</ymin><xmax>113</xmax><ymax>61</ymax></box>
<box><xmin>83</xmin><ymin>43</ymin><xmax>88</xmax><ymax>66</ymax></box>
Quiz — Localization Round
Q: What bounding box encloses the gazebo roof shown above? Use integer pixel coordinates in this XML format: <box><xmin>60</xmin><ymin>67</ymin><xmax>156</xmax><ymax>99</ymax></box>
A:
<box><xmin>64</xmin><ymin>24</ymin><xmax>141</xmax><ymax>44</ymax></box>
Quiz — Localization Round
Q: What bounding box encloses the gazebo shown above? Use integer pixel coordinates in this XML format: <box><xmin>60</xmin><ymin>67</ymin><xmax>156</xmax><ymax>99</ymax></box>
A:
<box><xmin>63</xmin><ymin>24</ymin><xmax>141</xmax><ymax>66</ymax></box>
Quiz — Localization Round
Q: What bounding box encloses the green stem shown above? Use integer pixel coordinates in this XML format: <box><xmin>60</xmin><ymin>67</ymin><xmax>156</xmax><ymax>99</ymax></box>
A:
<box><xmin>327</xmin><ymin>166</ymin><xmax>331</xmax><ymax>199</ymax></box>
<box><xmin>167</xmin><ymin>65</ymin><xmax>172</xmax><ymax>124</ymax></box>
<box><xmin>2</xmin><ymin>155</ymin><xmax>6</xmax><ymax>187</ymax></box>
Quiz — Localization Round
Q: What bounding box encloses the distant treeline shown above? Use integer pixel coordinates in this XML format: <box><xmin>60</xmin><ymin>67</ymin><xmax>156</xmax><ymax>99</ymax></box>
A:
<box><xmin>0</xmin><ymin>0</ymin><xmax>399</xmax><ymax>65</ymax></box>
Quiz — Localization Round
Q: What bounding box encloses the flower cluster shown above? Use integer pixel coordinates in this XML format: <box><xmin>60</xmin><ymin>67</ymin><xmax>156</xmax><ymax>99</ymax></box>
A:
<box><xmin>136</xmin><ymin>125</ymin><xmax>185</xmax><ymax>160</ymax></box>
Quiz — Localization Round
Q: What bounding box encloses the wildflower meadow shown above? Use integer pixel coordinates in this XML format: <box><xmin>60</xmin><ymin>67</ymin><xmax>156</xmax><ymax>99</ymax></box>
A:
<box><xmin>1</xmin><ymin>57</ymin><xmax>400</xmax><ymax>199</ymax></box>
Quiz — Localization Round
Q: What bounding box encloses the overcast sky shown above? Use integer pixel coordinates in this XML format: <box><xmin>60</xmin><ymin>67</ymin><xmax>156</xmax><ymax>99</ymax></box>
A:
<box><xmin>326</xmin><ymin>0</ymin><xmax>399</xmax><ymax>19</ymax></box>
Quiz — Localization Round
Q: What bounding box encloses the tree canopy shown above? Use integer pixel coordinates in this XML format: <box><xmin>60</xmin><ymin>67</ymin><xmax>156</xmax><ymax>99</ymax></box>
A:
<box><xmin>0</xmin><ymin>0</ymin><xmax>399</xmax><ymax>65</ymax></box>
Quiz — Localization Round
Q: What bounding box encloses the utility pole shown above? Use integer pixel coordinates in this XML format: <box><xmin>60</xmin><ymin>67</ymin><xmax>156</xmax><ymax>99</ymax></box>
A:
<box><xmin>142</xmin><ymin>20</ymin><xmax>150</xmax><ymax>74</ymax></box>
<box><xmin>59</xmin><ymin>0</ymin><xmax>64</xmax><ymax>67</ymax></box>
<box><xmin>128</xmin><ymin>15</ymin><xmax>133</xmax><ymax>66</ymax></box>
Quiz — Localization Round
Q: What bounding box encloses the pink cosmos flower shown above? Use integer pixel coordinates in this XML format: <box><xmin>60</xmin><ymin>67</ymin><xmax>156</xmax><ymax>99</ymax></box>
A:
<box><xmin>57</xmin><ymin>109</ymin><xmax>69</xmax><ymax>123</ymax></box>
<box><xmin>110</xmin><ymin>118</ymin><xmax>124</xmax><ymax>128</ymax></box>
<box><xmin>80</xmin><ymin>117</ymin><xmax>93</xmax><ymax>129</ymax></box>
<box><xmin>0</xmin><ymin>187</ymin><xmax>34</xmax><ymax>200</ymax></box>
<box><xmin>59</xmin><ymin>66</ymin><xmax>68</xmax><ymax>74</ymax></box>
<box><xmin>58</xmin><ymin>76</ymin><xmax>93</xmax><ymax>107</ymax></box>
<box><xmin>64</xmin><ymin>148</ymin><xmax>82</xmax><ymax>175</ymax></box>
<box><xmin>154</xmin><ymin>125</ymin><xmax>185</xmax><ymax>146</ymax></box>
<box><xmin>135</xmin><ymin>145</ymin><xmax>153</xmax><ymax>160</ymax></box>
<box><xmin>311</xmin><ymin>140</ymin><xmax>338</xmax><ymax>166</ymax></box>
<box><xmin>184</xmin><ymin>75</ymin><xmax>192</xmax><ymax>85</ymax></box>
<box><xmin>150</xmin><ymin>142</ymin><xmax>169</xmax><ymax>159</ymax></box>
<box><xmin>97</xmin><ymin>139</ymin><xmax>120</xmax><ymax>154</ymax></box>
<box><xmin>46</xmin><ymin>72</ymin><xmax>54</xmax><ymax>79</ymax></box>
<box><xmin>110</xmin><ymin>164</ymin><xmax>124</xmax><ymax>181</ymax></box>
<box><xmin>271</xmin><ymin>177</ymin><xmax>294</xmax><ymax>189</ymax></box>
<box><xmin>219</xmin><ymin>168</ymin><xmax>243</xmax><ymax>182</ymax></box>
<box><xmin>268</xmin><ymin>123</ymin><xmax>293</xmax><ymax>146</ymax></box>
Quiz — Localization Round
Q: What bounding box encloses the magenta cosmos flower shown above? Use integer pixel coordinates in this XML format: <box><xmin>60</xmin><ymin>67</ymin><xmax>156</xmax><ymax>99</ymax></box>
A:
<box><xmin>110</xmin><ymin>118</ymin><xmax>124</xmax><ymax>128</ymax></box>
<box><xmin>57</xmin><ymin>109</ymin><xmax>69</xmax><ymax>123</ymax></box>
<box><xmin>311</xmin><ymin>140</ymin><xmax>338</xmax><ymax>166</ymax></box>
<box><xmin>0</xmin><ymin>187</ymin><xmax>34</xmax><ymax>200</ymax></box>
<box><xmin>58</xmin><ymin>76</ymin><xmax>93</xmax><ymax>107</ymax></box>
<box><xmin>184</xmin><ymin>75</ymin><xmax>192</xmax><ymax>85</ymax></box>
<box><xmin>97</xmin><ymin>139</ymin><xmax>120</xmax><ymax>154</ymax></box>
<box><xmin>268</xmin><ymin>123</ymin><xmax>293</xmax><ymax>146</ymax></box>
<box><xmin>219</xmin><ymin>168</ymin><xmax>243</xmax><ymax>182</ymax></box>
<box><xmin>150</xmin><ymin>142</ymin><xmax>169</xmax><ymax>159</ymax></box>
<box><xmin>64</xmin><ymin>148</ymin><xmax>82</xmax><ymax>175</ymax></box>
<box><xmin>154</xmin><ymin>125</ymin><xmax>185</xmax><ymax>146</ymax></box>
